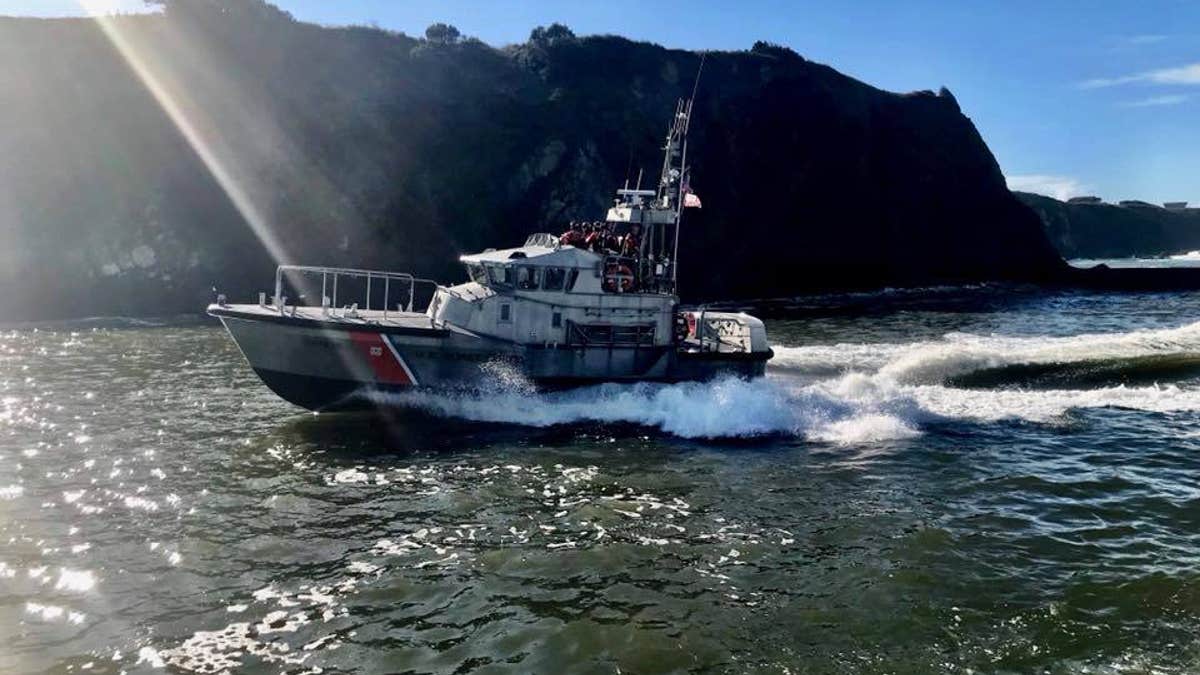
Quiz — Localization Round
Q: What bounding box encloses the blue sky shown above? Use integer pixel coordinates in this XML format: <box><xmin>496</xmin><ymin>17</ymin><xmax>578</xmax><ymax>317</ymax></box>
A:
<box><xmin>6</xmin><ymin>0</ymin><xmax>1198</xmax><ymax>205</ymax></box>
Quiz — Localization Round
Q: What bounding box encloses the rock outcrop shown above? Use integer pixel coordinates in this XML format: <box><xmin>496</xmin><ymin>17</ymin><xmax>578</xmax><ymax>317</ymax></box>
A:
<box><xmin>0</xmin><ymin>3</ymin><xmax>1065</xmax><ymax>320</ymax></box>
<box><xmin>1017</xmin><ymin>192</ymin><xmax>1200</xmax><ymax>260</ymax></box>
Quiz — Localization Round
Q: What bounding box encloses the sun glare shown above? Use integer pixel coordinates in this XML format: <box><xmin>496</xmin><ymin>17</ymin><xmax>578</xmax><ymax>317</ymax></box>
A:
<box><xmin>79</xmin><ymin>0</ymin><xmax>293</xmax><ymax>266</ymax></box>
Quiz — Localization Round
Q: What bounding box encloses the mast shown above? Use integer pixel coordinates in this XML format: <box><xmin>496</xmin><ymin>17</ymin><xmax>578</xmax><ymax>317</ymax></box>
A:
<box><xmin>654</xmin><ymin>96</ymin><xmax>692</xmax><ymax>291</ymax></box>
<box><xmin>673</xmin><ymin>142</ymin><xmax>686</xmax><ymax>286</ymax></box>
<box><xmin>604</xmin><ymin>56</ymin><xmax>702</xmax><ymax>297</ymax></box>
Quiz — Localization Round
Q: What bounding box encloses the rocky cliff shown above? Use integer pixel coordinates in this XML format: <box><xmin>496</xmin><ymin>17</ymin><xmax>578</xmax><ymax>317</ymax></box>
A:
<box><xmin>0</xmin><ymin>1</ymin><xmax>1065</xmax><ymax>320</ymax></box>
<box><xmin>1017</xmin><ymin>192</ymin><xmax>1200</xmax><ymax>260</ymax></box>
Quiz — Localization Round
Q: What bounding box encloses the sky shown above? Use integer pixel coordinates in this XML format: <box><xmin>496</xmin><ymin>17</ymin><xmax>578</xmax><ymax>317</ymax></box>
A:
<box><xmin>4</xmin><ymin>0</ymin><xmax>1198</xmax><ymax>205</ymax></box>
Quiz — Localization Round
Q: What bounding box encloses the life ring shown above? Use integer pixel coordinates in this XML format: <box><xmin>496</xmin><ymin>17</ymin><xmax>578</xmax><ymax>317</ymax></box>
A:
<box><xmin>603</xmin><ymin>263</ymin><xmax>634</xmax><ymax>292</ymax></box>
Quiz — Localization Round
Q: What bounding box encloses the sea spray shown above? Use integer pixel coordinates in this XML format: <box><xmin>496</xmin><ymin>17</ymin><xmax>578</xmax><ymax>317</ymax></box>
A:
<box><xmin>772</xmin><ymin>320</ymin><xmax>1200</xmax><ymax>385</ymax></box>
<box><xmin>878</xmin><ymin>323</ymin><xmax>1200</xmax><ymax>384</ymax></box>
<box><xmin>364</xmin><ymin>320</ymin><xmax>1200</xmax><ymax>442</ymax></box>
<box><xmin>370</xmin><ymin>375</ymin><xmax>924</xmax><ymax>443</ymax></box>
<box><xmin>772</xmin><ymin>319</ymin><xmax>1200</xmax><ymax>428</ymax></box>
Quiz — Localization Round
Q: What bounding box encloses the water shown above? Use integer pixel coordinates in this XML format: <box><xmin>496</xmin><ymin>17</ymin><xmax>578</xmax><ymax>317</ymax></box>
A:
<box><xmin>5</xmin><ymin>289</ymin><xmax>1200</xmax><ymax>673</ymax></box>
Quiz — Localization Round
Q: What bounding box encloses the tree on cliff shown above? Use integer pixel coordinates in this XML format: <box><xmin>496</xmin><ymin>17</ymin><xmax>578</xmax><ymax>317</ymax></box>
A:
<box><xmin>144</xmin><ymin>0</ymin><xmax>294</xmax><ymax>21</ymax></box>
<box><xmin>529</xmin><ymin>23</ymin><xmax>575</xmax><ymax>46</ymax></box>
<box><xmin>424</xmin><ymin>22</ymin><xmax>461</xmax><ymax>44</ymax></box>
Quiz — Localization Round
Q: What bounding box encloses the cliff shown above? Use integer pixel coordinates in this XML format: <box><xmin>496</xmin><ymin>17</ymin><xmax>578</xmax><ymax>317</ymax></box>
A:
<box><xmin>1017</xmin><ymin>192</ymin><xmax>1200</xmax><ymax>260</ymax></box>
<box><xmin>0</xmin><ymin>1</ymin><xmax>1065</xmax><ymax>320</ymax></box>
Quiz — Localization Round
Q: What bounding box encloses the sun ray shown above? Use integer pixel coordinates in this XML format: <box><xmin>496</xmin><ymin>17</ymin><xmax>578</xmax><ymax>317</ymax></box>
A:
<box><xmin>78</xmin><ymin>0</ymin><xmax>293</xmax><ymax>267</ymax></box>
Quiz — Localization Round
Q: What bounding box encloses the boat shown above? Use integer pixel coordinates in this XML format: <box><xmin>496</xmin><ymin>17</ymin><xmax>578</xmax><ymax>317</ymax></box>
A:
<box><xmin>207</xmin><ymin>96</ymin><xmax>773</xmax><ymax>411</ymax></box>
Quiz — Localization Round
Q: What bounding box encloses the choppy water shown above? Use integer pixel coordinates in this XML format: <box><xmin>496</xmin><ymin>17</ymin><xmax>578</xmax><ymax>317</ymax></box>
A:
<box><xmin>6</xmin><ymin>288</ymin><xmax>1200</xmax><ymax>673</ymax></box>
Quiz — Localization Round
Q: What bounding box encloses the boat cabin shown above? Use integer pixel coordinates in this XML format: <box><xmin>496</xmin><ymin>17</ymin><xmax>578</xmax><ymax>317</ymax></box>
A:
<box><xmin>429</xmin><ymin>233</ymin><xmax>677</xmax><ymax>349</ymax></box>
<box><xmin>460</xmin><ymin>238</ymin><xmax>600</xmax><ymax>295</ymax></box>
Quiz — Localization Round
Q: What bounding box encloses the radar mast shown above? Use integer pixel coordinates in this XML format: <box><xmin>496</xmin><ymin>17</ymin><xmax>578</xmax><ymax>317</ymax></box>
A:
<box><xmin>605</xmin><ymin>96</ymin><xmax>694</xmax><ymax>295</ymax></box>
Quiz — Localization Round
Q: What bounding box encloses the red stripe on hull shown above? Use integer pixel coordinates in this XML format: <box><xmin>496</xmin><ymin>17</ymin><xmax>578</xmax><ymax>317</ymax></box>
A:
<box><xmin>349</xmin><ymin>332</ymin><xmax>414</xmax><ymax>385</ymax></box>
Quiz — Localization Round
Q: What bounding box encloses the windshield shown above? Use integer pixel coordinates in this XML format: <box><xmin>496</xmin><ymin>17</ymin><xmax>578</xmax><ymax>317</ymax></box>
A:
<box><xmin>543</xmin><ymin>267</ymin><xmax>566</xmax><ymax>291</ymax></box>
<box><xmin>466</xmin><ymin>263</ymin><xmax>487</xmax><ymax>284</ymax></box>
<box><xmin>517</xmin><ymin>267</ymin><xmax>542</xmax><ymax>290</ymax></box>
<box><xmin>487</xmin><ymin>265</ymin><xmax>514</xmax><ymax>287</ymax></box>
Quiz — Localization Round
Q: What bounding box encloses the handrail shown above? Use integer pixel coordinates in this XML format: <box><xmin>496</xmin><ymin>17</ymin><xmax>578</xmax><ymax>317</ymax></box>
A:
<box><xmin>272</xmin><ymin>265</ymin><xmax>440</xmax><ymax>320</ymax></box>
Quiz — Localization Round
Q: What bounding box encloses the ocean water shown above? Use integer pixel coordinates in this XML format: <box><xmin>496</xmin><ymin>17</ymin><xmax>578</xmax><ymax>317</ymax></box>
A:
<box><xmin>5</xmin><ymin>288</ymin><xmax>1200</xmax><ymax>673</ymax></box>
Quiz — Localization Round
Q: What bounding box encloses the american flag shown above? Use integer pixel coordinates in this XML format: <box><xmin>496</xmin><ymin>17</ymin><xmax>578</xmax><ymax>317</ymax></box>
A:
<box><xmin>681</xmin><ymin>178</ymin><xmax>702</xmax><ymax>208</ymax></box>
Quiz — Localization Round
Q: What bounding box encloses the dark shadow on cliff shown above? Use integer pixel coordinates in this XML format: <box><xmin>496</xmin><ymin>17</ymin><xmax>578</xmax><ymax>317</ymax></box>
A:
<box><xmin>0</xmin><ymin>1</ymin><xmax>1069</xmax><ymax>321</ymax></box>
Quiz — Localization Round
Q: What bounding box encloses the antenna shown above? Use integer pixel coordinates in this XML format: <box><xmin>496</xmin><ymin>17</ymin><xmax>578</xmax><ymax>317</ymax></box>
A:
<box><xmin>688</xmin><ymin>52</ymin><xmax>706</xmax><ymax>110</ymax></box>
<box><xmin>602</xmin><ymin>52</ymin><xmax>706</xmax><ymax>298</ymax></box>
<box><xmin>672</xmin><ymin>53</ymin><xmax>706</xmax><ymax>292</ymax></box>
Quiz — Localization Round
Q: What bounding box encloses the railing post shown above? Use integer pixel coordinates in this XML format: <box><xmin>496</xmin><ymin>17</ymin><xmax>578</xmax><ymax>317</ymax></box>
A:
<box><xmin>408</xmin><ymin>279</ymin><xmax>415</xmax><ymax>312</ymax></box>
<box><xmin>274</xmin><ymin>267</ymin><xmax>283</xmax><ymax>315</ymax></box>
<box><xmin>384</xmin><ymin>276</ymin><xmax>390</xmax><ymax>321</ymax></box>
<box><xmin>366</xmin><ymin>273</ymin><xmax>371</xmax><ymax>312</ymax></box>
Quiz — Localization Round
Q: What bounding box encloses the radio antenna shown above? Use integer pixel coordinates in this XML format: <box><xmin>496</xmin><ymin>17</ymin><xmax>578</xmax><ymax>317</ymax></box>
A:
<box><xmin>689</xmin><ymin>51</ymin><xmax>706</xmax><ymax>104</ymax></box>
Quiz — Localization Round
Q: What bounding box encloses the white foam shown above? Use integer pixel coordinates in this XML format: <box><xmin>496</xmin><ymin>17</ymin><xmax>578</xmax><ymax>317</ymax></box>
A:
<box><xmin>774</xmin><ymin>321</ymin><xmax>1200</xmax><ymax>386</ymax></box>
<box><xmin>371</xmin><ymin>320</ymin><xmax>1200</xmax><ymax>443</ymax></box>
<box><xmin>374</xmin><ymin>376</ymin><xmax>921</xmax><ymax>443</ymax></box>
<box><xmin>879</xmin><ymin>324</ymin><xmax>1200</xmax><ymax>384</ymax></box>
<box><xmin>789</xmin><ymin>319</ymin><xmax>1200</xmax><ymax>427</ymax></box>
<box><xmin>769</xmin><ymin>342</ymin><xmax>908</xmax><ymax>374</ymax></box>
<box><xmin>911</xmin><ymin>382</ymin><xmax>1200</xmax><ymax>423</ymax></box>
<box><xmin>807</xmin><ymin>413</ymin><xmax>920</xmax><ymax>444</ymax></box>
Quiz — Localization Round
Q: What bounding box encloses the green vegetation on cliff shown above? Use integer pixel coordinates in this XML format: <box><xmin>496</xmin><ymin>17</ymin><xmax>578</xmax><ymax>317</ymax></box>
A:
<box><xmin>0</xmin><ymin>0</ymin><xmax>1064</xmax><ymax>320</ymax></box>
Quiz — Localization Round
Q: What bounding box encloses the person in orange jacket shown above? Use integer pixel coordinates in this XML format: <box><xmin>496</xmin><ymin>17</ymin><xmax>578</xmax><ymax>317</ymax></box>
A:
<box><xmin>559</xmin><ymin>221</ymin><xmax>585</xmax><ymax>247</ymax></box>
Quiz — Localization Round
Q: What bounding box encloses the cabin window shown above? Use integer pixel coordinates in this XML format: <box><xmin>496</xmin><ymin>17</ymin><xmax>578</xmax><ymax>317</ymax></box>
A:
<box><xmin>488</xmin><ymin>265</ymin><xmax>514</xmax><ymax>288</ymax></box>
<box><xmin>516</xmin><ymin>267</ymin><xmax>542</xmax><ymax>290</ymax></box>
<box><xmin>565</xmin><ymin>269</ymin><xmax>580</xmax><ymax>292</ymax></box>
<box><xmin>552</xmin><ymin>311</ymin><xmax>562</xmax><ymax>328</ymax></box>
<box><xmin>543</xmin><ymin>267</ymin><xmax>566</xmax><ymax>291</ymax></box>
<box><xmin>499</xmin><ymin>303</ymin><xmax>512</xmax><ymax>322</ymax></box>
<box><xmin>466</xmin><ymin>264</ymin><xmax>487</xmax><ymax>284</ymax></box>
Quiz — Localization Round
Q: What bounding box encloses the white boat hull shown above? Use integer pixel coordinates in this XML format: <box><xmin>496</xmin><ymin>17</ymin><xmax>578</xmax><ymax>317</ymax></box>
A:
<box><xmin>210</xmin><ymin>304</ymin><xmax>770</xmax><ymax>411</ymax></box>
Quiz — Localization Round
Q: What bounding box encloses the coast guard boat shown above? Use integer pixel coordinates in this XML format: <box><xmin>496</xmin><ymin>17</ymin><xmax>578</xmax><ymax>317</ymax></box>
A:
<box><xmin>208</xmin><ymin>97</ymin><xmax>773</xmax><ymax>411</ymax></box>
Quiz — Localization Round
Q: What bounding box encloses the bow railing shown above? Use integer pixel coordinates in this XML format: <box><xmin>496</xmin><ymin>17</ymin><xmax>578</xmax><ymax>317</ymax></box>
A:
<box><xmin>270</xmin><ymin>265</ymin><xmax>439</xmax><ymax>320</ymax></box>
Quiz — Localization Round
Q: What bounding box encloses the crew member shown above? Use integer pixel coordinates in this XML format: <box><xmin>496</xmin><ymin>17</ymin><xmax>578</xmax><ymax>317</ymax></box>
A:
<box><xmin>559</xmin><ymin>221</ymin><xmax>584</xmax><ymax>247</ymax></box>
<box><xmin>621</xmin><ymin>223</ymin><xmax>641</xmax><ymax>258</ymax></box>
<box><xmin>604</xmin><ymin>223</ymin><xmax>620</xmax><ymax>253</ymax></box>
<box><xmin>585</xmin><ymin>223</ymin><xmax>604</xmax><ymax>252</ymax></box>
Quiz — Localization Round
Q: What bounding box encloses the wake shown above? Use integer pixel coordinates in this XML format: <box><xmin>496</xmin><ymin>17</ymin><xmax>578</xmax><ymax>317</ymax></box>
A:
<box><xmin>372</xmin><ymin>320</ymin><xmax>1200</xmax><ymax>443</ymax></box>
<box><xmin>372</xmin><ymin>376</ymin><xmax>923</xmax><ymax>443</ymax></box>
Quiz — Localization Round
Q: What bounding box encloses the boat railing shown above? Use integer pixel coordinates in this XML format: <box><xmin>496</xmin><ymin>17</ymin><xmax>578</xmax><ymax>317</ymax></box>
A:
<box><xmin>566</xmin><ymin>320</ymin><xmax>656</xmax><ymax>347</ymax></box>
<box><xmin>270</xmin><ymin>265</ymin><xmax>440</xmax><ymax>321</ymax></box>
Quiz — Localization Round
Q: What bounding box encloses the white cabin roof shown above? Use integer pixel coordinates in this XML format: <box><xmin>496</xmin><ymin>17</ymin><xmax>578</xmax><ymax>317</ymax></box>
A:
<box><xmin>460</xmin><ymin>245</ymin><xmax>599</xmax><ymax>269</ymax></box>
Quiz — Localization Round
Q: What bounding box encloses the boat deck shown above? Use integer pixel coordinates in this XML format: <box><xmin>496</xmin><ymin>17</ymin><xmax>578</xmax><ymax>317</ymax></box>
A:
<box><xmin>208</xmin><ymin>303</ymin><xmax>469</xmax><ymax>335</ymax></box>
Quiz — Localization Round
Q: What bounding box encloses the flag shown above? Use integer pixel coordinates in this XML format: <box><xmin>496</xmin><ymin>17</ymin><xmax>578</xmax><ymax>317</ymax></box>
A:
<box><xmin>681</xmin><ymin>177</ymin><xmax>702</xmax><ymax>208</ymax></box>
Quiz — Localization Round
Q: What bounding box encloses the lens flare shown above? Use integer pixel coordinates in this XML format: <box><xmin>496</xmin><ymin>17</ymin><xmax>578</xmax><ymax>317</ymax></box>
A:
<box><xmin>79</xmin><ymin>0</ymin><xmax>292</xmax><ymax>265</ymax></box>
